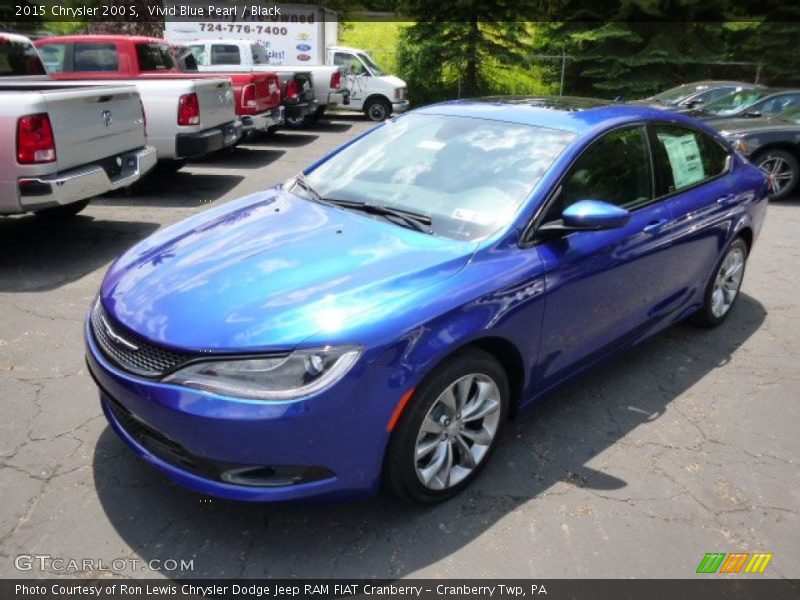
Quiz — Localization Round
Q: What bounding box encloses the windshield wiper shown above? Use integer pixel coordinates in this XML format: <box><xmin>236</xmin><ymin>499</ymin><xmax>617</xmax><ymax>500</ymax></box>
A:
<box><xmin>325</xmin><ymin>198</ymin><xmax>433</xmax><ymax>234</ymax></box>
<box><xmin>289</xmin><ymin>172</ymin><xmax>329</xmax><ymax>205</ymax></box>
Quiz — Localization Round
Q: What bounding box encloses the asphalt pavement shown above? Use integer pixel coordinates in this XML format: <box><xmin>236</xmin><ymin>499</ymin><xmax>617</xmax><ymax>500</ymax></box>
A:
<box><xmin>0</xmin><ymin>113</ymin><xmax>798</xmax><ymax>579</ymax></box>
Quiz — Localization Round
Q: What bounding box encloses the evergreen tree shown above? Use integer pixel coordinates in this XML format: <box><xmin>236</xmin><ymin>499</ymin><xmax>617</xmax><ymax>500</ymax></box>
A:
<box><xmin>534</xmin><ymin>0</ymin><xmax>730</xmax><ymax>99</ymax></box>
<box><xmin>397</xmin><ymin>0</ymin><xmax>534</xmax><ymax>99</ymax></box>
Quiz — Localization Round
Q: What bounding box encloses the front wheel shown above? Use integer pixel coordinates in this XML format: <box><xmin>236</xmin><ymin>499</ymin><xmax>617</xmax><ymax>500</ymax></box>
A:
<box><xmin>365</xmin><ymin>98</ymin><xmax>392</xmax><ymax>122</ymax></box>
<box><xmin>753</xmin><ymin>149</ymin><xmax>799</xmax><ymax>200</ymax></box>
<box><xmin>691</xmin><ymin>237</ymin><xmax>748</xmax><ymax>327</ymax></box>
<box><xmin>384</xmin><ymin>348</ymin><xmax>509</xmax><ymax>503</ymax></box>
<box><xmin>34</xmin><ymin>199</ymin><xmax>90</xmax><ymax>219</ymax></box>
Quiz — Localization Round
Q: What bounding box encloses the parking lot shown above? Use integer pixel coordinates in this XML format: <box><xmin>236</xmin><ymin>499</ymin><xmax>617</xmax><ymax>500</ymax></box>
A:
<box><xmin>1</xmin><ymin>113</ymin><xmax>798</xmax><ymax>579</ymax></box>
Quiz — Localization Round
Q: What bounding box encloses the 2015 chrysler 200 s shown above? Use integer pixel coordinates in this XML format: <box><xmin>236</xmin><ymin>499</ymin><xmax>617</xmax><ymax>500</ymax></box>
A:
<box><xmin>85</xmin><ymin>99</ymin><xmax>768</xmax><ymax>504</ymax></box>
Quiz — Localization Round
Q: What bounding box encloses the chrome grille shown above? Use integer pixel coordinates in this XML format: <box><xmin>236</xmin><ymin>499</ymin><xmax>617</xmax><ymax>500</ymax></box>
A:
<box><xmin>91</xmin><ymin>301</ymin><xmax>194</xmax><ymax>377</ymax></box>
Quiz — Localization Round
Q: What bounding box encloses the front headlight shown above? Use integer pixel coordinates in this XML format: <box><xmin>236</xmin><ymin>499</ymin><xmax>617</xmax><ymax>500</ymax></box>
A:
<box><xmin>162</xmin><ymin>346</ymin><xmax>361</xmax><ymax>401</ymax></box>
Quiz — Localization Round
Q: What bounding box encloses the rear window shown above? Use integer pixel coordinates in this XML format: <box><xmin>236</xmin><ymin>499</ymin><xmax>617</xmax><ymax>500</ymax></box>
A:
<box><xmin>0</xmin><ymin>39</ymin><xmax>46</xmax><ymax>76</ymax></box>
<box><xmin>251</xmin><ymin>44</ymin><xmax>269</xmax><ymax>65</ymax></box>
<box><xmin>73</xmin><ymin>42</ymin><xmax>119</xmax><ymax>72</ymax></box>
<box><xmin>210</xmin><ymin>44</ymin><xmax>241</xmax><ymax>66</ymax></box>
<box><xmin>136</xmin><ymin>44</ymin><xmax>175</xmax><ymax>71</ymax></box>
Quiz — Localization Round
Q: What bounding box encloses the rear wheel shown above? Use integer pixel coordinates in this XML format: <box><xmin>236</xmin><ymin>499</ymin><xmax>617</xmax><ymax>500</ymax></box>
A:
<box><xmin>691</xmin><ymin>237</ymin><xmax>748</xmax><ymax>327</ymax></box>
<box><xmin>365</xmin><ymin>98</ymin><xmax>392</xmax><ymax>122</ymax></box>
<box><xmin>752</xmin><ymin>149</ymin><xmax>798</xmax><ymax>200</ymax></box>
<box><xmin>384</xmin><ymin>348</ymin><xmax>509</xmax><ymax>503</ymax></box>
<box><xmin>285</xmin><ymin>114</ymin><xmax>310</xmax><ymax>129</ymax></box>
<box><xmin>34</xmin><ymin>199</ymin><xmax>90</xmax><ymax>219</ymax></box>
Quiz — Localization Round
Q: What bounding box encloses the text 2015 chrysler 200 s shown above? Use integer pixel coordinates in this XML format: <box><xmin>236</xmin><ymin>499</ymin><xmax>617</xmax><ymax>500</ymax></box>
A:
<box><xmin>85</xmin><ymin>99</ymin><xmax>768</xmax><ymax>504</ymax></box>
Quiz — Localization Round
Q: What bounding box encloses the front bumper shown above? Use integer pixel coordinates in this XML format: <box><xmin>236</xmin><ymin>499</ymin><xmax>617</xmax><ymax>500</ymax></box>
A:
<box><xmin>241</xmin><ymin>106</ymin><xmax>285</xmax><ymax>133</ymax></box>
<box><xmin>175</xmin><ymin>120</ymin><xmax>242</xmax><ymax>158</ymax></box>
<box><xmin>84</xmin><ymin>317</ymin><xmax>396</xmax><ymax>502</ymax></box>
<box><xmin>284</xmin><ymin>99</ymin><xmax>319</xmax><ymax>121</ymax></box>
<box><xmin>16</xmin><ymin>145</ymin><xmax>157</xmax><ymax>213</ymax></box>
<box><xmin>392</xmin><ymin>99</ymin><xmax>411</xmax><ymax>114</ymax></box>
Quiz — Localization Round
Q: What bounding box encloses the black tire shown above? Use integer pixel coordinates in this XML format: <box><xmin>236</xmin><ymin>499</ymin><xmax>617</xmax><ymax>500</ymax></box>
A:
<box><xmin>752</xmin><ymin>149</ymin><xmax>799</xmax><ymax>200</ymax></box>
<box><xmin>312</xmin><ymin>106</ymin><xmax>326</xmax><ymax>121</ymax></box>
<box><xmin>691</xmin><ymin>237</ymin><xmax>749</xmax><ymax>327</ymax></box>
<box><xmin>365</xmin><ymin>98</ymin><xmax>392</xmax><ymax>122</ymax></box>
<box><xmin>285</xmin><ymin>114</ymin><xmax>311</xmax><ymax>129</ymax></box>
<box><xmin>34</xmin><ymin>199</ymin><xmax>90</xmax><ymax>219</ymax></box>
<box><xmin>384</xmin><ymin>348</ymin><xmax>509</xmax><ymax>504</ymax></box>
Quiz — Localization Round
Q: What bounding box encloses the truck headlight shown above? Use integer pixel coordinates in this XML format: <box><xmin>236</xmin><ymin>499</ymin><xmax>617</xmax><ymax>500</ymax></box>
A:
<box><xmin>395</xmin><ymin>88</ymin><xmax>406</xmax><ymax>101</ymax></box>
<box><xmin>163</xmin><ymin>346</ymin><xmax>361</xmax><ymax>400</ymax></box>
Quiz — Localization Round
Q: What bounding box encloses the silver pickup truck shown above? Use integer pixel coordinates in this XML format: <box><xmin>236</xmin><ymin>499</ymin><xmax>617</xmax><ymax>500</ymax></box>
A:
<box><xmin>0</xmin><ymin>34</ymin><xmax>156</xmax><ymax>218</ymax></box>
<box><xmin>35</xmin><ymin>35</ymin><xmax>243</xmax><ymax>170</ymax></box>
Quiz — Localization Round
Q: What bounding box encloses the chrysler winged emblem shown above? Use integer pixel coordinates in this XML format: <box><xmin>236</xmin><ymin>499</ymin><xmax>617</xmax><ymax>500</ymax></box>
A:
<box><xmin>99</xmin><ymin>315</ymin><xmax>139</xmax><ymax>351</ymax></box>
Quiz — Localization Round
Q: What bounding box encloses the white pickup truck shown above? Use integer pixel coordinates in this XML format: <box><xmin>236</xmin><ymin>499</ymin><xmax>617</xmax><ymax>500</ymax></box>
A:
<box><xmin>182</xmin><ymin>39</ymin><xmax>349</xmax><ymax>126</ymax></box>
<box><xmin>0</xmin><ymin>34</ymin><xmax>156</xmax><ymax>218</ymax></box>
<box><xmin>35</xmin><ymin>35</ymin><xmax>243</xmax><ymax>169</ymax></box>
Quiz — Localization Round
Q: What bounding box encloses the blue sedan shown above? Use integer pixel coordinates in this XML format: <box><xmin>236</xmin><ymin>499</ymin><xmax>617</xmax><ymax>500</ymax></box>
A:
<box><xmin>85</xmin><ymin>99</ymin><xmax>768</xmax><ymax>503</ymax></box>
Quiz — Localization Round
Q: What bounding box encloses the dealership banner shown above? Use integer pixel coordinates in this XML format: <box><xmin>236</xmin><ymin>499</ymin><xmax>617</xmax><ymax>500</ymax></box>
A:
<box><xmin>4</xmin><ymin>579</ymin><xmax>800</xmax><ymax>600</ymax></box>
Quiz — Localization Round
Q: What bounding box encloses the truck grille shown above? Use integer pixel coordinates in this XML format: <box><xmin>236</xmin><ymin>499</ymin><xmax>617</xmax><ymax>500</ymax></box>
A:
<box><xmin>91</xmin><ymin>301</ymin><xmax>195</xmax><ymax>378</ymax></box>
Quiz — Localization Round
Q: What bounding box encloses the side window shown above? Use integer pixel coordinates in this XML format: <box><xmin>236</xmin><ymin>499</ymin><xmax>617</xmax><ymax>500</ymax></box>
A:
<box><xmin>334</xmin><ymin>52</ymin><xmax>366</xmax><ymax>75</ymax></box>
<box><xmin>701</xmin><ymin>87</ymin><xmax>734</xmax><ymax>104</ymax></box>
<box><xmin>760</xmin><ymin>94</ymin><xmax>800</xmax><ymax>117</ymax></box>
<box><xmin>544</xmin><ymin>126</ymin><xmax>652</xmax><ymax>222</ymax></box>
<box><xmin>652</xmin><ymin>124</ymin><xmax>729</xmax><ymax>194</ymax></box>
<box><xmin>136</xmin><ymin>44</ymin><xmax>175</xmax><ymax>71</ymax></box>
<box><xmin>188</xmin><ymin>45</ymin><xmax>205</xmax><ymax>65</ymax></box>
<box><xmin>210</xmin><ymin>44</ymin><xmax>240</xmax><ymax>66</ymax></box>
<box><xmin>73</xmin><ymin>42</ymin><xmax>119</xmax><ymax>72</ymax></box>
<box><xmin>37</xmin><ymin>44</ymin><xmax>66</xmax><ymax>74</ymax></box>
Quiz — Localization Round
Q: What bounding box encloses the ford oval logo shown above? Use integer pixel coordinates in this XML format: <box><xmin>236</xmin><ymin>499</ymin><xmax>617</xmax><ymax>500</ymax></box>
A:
<box><xmin>296</xmin><ymin>44</ymin><xmax>311</xmax><ymax>51</ymax></box>
<box><xmin>297</xmin><ymin>54</ymin><xmax>311</xmax><ymax>62</ymax></box>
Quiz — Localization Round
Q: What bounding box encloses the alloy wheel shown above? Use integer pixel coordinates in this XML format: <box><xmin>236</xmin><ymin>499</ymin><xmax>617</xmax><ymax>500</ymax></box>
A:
<box><xmin>414</xmin><ymin>373</ymin><xmax>501</xmax><ymax>490</ymax></box>
<box><xmin>711</xmin><ymin>246</ymin><xmax>745</xmax><ymax>318</ymax></box>
<box><xmin>757</xmin><ymin>155</ymin><xmax>794</xmax><ymax>196</ymax></box>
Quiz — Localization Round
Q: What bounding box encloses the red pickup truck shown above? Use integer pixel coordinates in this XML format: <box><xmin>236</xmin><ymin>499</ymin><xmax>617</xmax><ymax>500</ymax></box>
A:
<box><xmin>36</xmin><ymin>35</ymin><xmax>283</xmax><ymax>138</ymax></box>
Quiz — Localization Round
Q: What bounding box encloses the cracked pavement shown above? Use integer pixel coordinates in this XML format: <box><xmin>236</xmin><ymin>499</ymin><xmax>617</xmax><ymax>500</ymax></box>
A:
<box><xmin>1</xmin><ymin>114</ymin><xmax>798</xmax><ymax>580</ymax></box>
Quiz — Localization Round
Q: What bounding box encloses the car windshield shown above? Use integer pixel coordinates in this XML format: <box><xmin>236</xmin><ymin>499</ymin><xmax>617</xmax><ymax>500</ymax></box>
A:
<box><xmin>652</xmin><ymin>84</ymin><xmax>700</xmax><ymax>104</ymax></box>
<box><xmin>702</xmin><ymin>89</ymin><xmax>766</xmax><ymax>115</ymax></box>
<box><xmin>358</xmin><ymin>52</ymin><xmax>386</xmax><ymax>76</ymax></box>
<box><xmin>303</xmin><ymin>113</ymin><xmax>576</xmax><ymax>242</ymax></box>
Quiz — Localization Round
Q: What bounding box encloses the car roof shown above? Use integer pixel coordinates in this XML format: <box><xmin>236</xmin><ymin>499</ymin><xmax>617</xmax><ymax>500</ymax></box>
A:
<box><xmin>414</xmin><ymin>99</ymin><xmax>703</xmax><ymax>136</ymax></box>
<box><xmin>0</xmin><ymin>33</ymin><xmax>34</xmax><ymax>44</ymax></box>
<box><xmin>474</xmin><ymin>95</ymin><xmax>612</xmax><ymax>111</ymax></box>
<box><xmin>36</xmin><ymin>35</ymin><xmax>167</xmax><ymax>45</ymax></box>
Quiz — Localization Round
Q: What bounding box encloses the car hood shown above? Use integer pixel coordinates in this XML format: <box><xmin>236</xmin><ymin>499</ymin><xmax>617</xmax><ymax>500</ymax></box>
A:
<box><xmin>101</xmin><ymin>189</ymin><xmax>474</xmax><ymax>351</ymax></box>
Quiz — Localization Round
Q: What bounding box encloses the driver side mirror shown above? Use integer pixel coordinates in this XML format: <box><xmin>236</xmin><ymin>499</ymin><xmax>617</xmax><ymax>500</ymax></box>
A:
<box><xmin>538</xmin><ymin>200</ymin><xmax>631</xmax><ymax>237</ymax></box>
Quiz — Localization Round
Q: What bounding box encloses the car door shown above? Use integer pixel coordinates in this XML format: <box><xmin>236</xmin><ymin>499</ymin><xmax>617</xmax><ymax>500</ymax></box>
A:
<box><xmin>534</xmin><ymin>124</ymin><xmax>677</xmax><ymax>390</ymax></box>
<box><xmin>646</xmin><ymin>122</ymin><xmax>740</xmax><ymax>314</ymax></box>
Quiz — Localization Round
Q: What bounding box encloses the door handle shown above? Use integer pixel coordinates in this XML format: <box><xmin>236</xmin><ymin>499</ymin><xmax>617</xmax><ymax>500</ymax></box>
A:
<box><xmin>716</xmin><ymin>193</ymin><xmax>737</xmax><ymax>206</ymax></box>
<box><xmin>643</xmin><ymin>218</ymin><xmax>669</xmax><ymax>234</ymax></box>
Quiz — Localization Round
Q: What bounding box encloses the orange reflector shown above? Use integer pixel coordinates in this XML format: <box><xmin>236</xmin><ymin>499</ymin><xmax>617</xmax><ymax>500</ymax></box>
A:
<box><xmin>386</xmin><ymin>388</ymin><xmax>415</xmax><ymax>432</ymax></box>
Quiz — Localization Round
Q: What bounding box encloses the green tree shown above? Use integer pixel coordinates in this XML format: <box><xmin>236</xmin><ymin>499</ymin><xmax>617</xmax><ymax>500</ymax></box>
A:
<box><xmin>397</xmin><ymin>0</ymin><xmax>535</xmax><ymax>101</ymax></box>
<box><xmin>534</xmin><ymin>0</ymin><xmax>730</xmax><ymax>99</ymax></box>
<box><xmin>724</xmin><ymin>2</ymin><xmax>800</xmax><ymax>87</ymax></box>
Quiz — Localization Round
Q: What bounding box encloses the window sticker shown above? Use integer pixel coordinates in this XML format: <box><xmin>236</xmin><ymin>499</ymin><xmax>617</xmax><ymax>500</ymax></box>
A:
<box><xmin>452</xmin><ymin>208</ymin><xmax>496</xmax><ymax>225</ymax></box>
<box><xmin>660</xmin><ymin>132</ymin><xmax>706</xmax><ymax>190</ymax></box>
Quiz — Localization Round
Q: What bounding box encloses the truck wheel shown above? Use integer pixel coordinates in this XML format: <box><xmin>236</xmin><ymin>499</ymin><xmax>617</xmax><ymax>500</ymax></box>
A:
<box><xmin>285</xmin><ymin>114</ymin><xmax>310</xmax><ymax>129</ymax></box>
<box><xmin>752</xmin><ymin>149</ymin><xmax>799</xmax><ymax>200</ymax></box>
<box><xmin>34</xmin><ymin>199</ymin><xmax>90</xmax><ymax>219</ymax></box>
<box><xmin>365</xmin><ymin>98</ymin><xmax>392</xmax><ymax>122</ymax></box>
<box><xmin>312</xmin><ymin>106</ymin><xmax>326</xmax><ymax>122</ymax></box>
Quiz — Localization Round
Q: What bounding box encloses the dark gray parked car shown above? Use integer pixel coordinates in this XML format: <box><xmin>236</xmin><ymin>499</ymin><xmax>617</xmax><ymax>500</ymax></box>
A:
<box><xmin>713</xmin><ymin>105</ymin><xmax>800</xmax><ymax>199</ymax></box>
<box><xmin>685</xmin><ymin>88</ymin><xmax>800</xmax><ymax>121</ymax></box>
